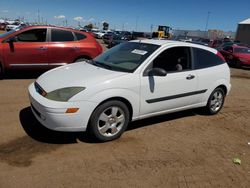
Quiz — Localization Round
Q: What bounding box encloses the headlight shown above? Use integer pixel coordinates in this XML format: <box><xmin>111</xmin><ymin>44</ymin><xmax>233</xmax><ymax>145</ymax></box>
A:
<box><xmin>239</xmin><ymin>58</ymin><xmax>248</xmax><ymax>63</ymax></box>
<box><xmin>45</xmin><ymin>87</ymin><xmax>85</xmax><ymax>102</ymax></box>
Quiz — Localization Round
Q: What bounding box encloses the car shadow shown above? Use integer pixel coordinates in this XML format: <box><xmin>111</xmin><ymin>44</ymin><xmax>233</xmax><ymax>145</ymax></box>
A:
<box><xmin>19</xmin><ymin>107</ymin><xmax>94</xmax><ymax>144</ymax></box>
<box><xmin>127</xmin><ymin>109</ymin><xmax>197</xmax><ymax>131</ymax></box>
<box><xmin>20</xmin><ymin>106</ymin><xmax>202</xmax><ymax>144</ymax></box>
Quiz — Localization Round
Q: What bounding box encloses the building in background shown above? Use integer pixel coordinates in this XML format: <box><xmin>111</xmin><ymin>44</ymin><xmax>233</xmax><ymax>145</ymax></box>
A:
<box><xmin>235</xmin><ymin>18</ymin><xmax>250</xmax><ymax>45</ymax></box>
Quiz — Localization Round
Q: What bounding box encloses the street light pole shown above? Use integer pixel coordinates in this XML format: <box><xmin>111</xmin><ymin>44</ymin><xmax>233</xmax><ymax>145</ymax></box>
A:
<box><xmin>205</xmin><ymin>11</ymin><xmax>211</xmax><ymax>38</ymax></box>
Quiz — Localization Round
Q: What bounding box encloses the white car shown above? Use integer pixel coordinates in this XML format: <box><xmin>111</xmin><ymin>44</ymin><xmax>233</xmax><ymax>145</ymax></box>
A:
<box><xmin>95</xmin><ymin>31</ymin><xmax>113</xmax><ymax>39</ymax></box>
<box><xmin>28</xmin><ymin>40</ymin><xmax>231</xmax><ymax>141</ymax></box>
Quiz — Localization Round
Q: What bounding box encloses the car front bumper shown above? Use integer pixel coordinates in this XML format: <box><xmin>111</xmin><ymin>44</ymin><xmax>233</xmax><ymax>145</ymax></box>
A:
<box><xmin>28</xmin><ymin>83</ymin><xmax>98</xmax><ymax>132</ymax></box>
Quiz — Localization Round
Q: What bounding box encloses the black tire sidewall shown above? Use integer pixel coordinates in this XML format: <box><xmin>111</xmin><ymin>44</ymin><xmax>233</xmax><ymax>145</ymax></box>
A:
<box><xmin>0</xmin><ymin>64</ymin><xmax>4</xmax><ymax>79</ymax></box>
<box><xmin>206</xmin><ymin>88</ymin><xmax>225</xmax><ymax>115</ymax></box>
<box><xmin>88</xmin><ymin>100</ymin><xmax>130</xmax><ymax>142</ymax></box>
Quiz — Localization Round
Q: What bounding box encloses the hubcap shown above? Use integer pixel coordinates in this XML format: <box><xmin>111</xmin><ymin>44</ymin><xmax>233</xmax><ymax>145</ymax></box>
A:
<box><xmin>97</xmin><ymin>106</ymin><xmax>125</xmax><ymax>137</ymax></box>
<box><xmin>210</xmin><ymin>91</ymin><xmax>223</xmax><ymax>112</ymax></box>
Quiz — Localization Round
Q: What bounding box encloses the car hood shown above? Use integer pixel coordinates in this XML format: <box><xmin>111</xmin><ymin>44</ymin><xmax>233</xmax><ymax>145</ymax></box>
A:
<box><xmin>36</xmin><ymin>62</ymin><xmax>127</xmax><ymax>92</ymax></box>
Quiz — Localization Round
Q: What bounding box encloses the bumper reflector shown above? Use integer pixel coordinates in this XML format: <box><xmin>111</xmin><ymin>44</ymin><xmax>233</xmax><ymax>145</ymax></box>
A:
<box><xmin>66</xmin><ymin>108</ymin><xmax>79</xmax><ymax>113</ymax></box>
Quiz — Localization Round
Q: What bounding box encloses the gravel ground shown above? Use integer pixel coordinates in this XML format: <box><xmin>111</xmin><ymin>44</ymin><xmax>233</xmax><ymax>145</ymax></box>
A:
<box><xmin>0</xmin><ymin>42</ymin><xmax>250</xmax><ymax>187</ymax></box>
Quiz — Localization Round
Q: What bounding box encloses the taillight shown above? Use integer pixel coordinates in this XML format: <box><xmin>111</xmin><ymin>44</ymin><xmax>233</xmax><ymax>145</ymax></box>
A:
<box><xmin>217</xmin><ymin>51</ymin><xmax>226</xmax><ymax>62</ymax></box>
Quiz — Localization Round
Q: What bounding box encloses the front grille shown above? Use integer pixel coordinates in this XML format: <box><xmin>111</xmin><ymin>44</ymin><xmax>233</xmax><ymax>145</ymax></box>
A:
<box><xmin>34</xmin><ymin>82</ymin><xmax>47</xmax><ymax>96</ymax></box>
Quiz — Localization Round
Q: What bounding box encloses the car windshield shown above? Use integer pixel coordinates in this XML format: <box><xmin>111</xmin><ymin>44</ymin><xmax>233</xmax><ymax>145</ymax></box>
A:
<box><xmin>234</xmin><ymin>48</ymin><xmax>250</xmax><ymax>54</ymax></box>
<box><xmin>92</xmin><ymin>42</ymin><xmax>160</xmax><ymax>73</ymax></box>
<box><xmin>0</xmin><ymin>30</ymin><xmax>16</xmax><ymax>38</ymax></box>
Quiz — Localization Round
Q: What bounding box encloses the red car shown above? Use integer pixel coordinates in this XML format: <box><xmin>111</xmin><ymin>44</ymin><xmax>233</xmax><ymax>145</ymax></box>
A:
<box><xmin>219</xmin><ymin>45</ymin><xmax>250</xmax><ymax>67</ymax></box>
<box><xmin>0</xmin><ymin>26</ymin><xmax>103</xmax><ymax>78</ymax></box>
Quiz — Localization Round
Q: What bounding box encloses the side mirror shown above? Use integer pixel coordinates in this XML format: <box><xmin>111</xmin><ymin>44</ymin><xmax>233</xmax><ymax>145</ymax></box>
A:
<box><xmin>6</xmin><ymin>36</ymin><xmax>17</xmax><ymax>43</ymax></box>
<box><xmin>145</xmin><ymin>68</ymin><xmax>167</xmax><ymax>77</ymax></box>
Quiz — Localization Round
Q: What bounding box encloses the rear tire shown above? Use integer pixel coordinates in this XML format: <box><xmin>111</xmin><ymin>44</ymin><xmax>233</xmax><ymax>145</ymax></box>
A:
<box><xmin>88</xmin><ymin>100</ymin><xmax>130</xmax><ymax>142</ymax></box>
<box><xmin>205</xmin><ymin>87</ymin><xmax>225</xmax><ymax>115</ymax></box>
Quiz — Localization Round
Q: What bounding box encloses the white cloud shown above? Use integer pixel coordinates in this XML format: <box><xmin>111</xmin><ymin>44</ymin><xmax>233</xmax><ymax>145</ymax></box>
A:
<box><xmin>2</xmin><ymin>10</ymin><xmax>9</xmax><ymax>13</ymax></box>
<box><xmin>88</xmin><ymin>18</ymin><xmax>95</xmax><ymax>23</ymax></box>
<box><xmin>74</xmin><ymin>16</ymin><xmax>84</xmax><ymax>22</ymax></box>
<box><xmin>54</xmin><ymin>15</ymin><xmax>65</xmax><ymax>19</ymax></box>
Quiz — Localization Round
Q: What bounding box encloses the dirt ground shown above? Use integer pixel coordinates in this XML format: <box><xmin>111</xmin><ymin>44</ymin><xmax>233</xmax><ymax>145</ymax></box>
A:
<box><xmin>1</xmin><ymin>50</ymin><xmax>250</xmax><ymax>187</ymax></box>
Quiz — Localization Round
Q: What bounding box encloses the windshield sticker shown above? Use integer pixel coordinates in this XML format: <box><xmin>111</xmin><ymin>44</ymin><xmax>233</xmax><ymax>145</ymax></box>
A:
<box><xmin>131</xmin><ymin>49</ymin><xmax>148</xmax><ymax>55</ymax></box>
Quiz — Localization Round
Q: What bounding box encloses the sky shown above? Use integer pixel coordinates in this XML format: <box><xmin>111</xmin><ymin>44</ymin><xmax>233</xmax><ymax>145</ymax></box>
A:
<box><xmin>1</xmin><ymin>0</ymin><xmax>250</xmax><ymax>32</ymax></box>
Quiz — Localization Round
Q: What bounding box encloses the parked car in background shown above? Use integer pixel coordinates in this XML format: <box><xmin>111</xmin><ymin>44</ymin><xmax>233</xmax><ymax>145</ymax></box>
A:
<box><xmin>131</xmin><ymin>32</ymin><xmax>146</xmax><ymax>40</ymax></box>
<box><xmin>5</xmin><ymin>22</ymin><xmax>27</xmax><ymax>31</ymax></box>
<box><xmin>95</xmin><ymin>31</ymin><xmax>113</xmax><ymax>39</ymax></box>
<box><xmin>209</xmin><ymin>39</ymin><xmax>223</xmax><ymax>48</ymax></box>
<box><xmin>219</xmin><ymin>45</ymin><xmax>250</xmax><ymax>67</ymax></box>
<box><xmin>102</xmin><ymin>33</ymin><xmax>116</xmax><ymax>44</ymax></box>
<box><xmin>0</xmin><ymin>22</ymin><xmax>7</xmax><ymax>30</ymax></box>
<box><xmin>0</xmin><ymin>25</ymin><xmax>102</xmax><ymax>78</ymax></box>
<box><xmin>216</xmin><ymin>42</ymin><xmax>249</xmax><ymax>51</ymax></box>
<box><xmin>107</xmin><ymin>31</ymin><xmax>136</xmax><ymax>48</ymax></box>
<box><xmin>189</xmin><ymin>38</ymin><xmax>210</xmax><ymax>46</ymax></box>
<box><xmin>108</xmin><ymin>34</ymin><xmax>128</xmax><ymax>48</ymax></box>
<box><xmin>29</xmin><ymin>39</ymin><xmax>231</xmax><ymax>142</ymax></box>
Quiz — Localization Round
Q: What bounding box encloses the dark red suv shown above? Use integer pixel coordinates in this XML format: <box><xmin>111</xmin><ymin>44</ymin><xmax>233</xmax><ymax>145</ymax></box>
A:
<box><xmin>0</xmin><ymin>26</ymin><xmax>103</xmax><ymax>78</ymax></box>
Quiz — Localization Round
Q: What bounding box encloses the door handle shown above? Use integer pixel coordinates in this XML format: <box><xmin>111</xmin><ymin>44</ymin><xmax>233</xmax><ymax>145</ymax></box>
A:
<box><xmin>186</xmin><ymin>74</ymin><xmax>195</xmax><ymax>80</ymax></box>
<box><xmin>37</xmin><ymin>47</ymin><xmax>47</xmax><ymax>51</ymax></box>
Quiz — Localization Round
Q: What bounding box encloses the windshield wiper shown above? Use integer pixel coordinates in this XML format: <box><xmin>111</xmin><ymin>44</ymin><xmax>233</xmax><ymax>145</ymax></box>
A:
<box><xmin>91</xmin><ymin>60</ymin><xmax>113</xmax><ymax>70</ymax></box>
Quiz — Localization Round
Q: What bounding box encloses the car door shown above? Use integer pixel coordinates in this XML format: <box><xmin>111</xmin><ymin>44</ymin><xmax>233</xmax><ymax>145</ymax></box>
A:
<box><xmin>47</xmin><ymin>28</ymin><xmax>79</xmax><ymax>66</ymax></box>
<box><xmin>2</xmin><ymin>28</ymin><xmax>48</xmax><ymax>68</ymax></box>
<box><xmin>140</xmin><ymin>46</ymin><xmax>198</xmax><ymax>116</ymax></box>
<box><xmin>192</xmin><ymin>47</ymin><xmax>226</xmax><ymax>104</ymax></box>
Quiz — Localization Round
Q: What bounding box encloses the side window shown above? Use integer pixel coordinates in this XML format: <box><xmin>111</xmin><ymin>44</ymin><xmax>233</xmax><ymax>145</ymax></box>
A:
<box><xmin>193</xmin><ymin>48</ymin><xmax>224</xmax><ymax>69</ymax></box>
<box><xmin>51</xmin><ymin>29</ymin><xmax>74</xmax><ymax>42</ymax></box>
<box><xmin>74</xmin><ymin>32</ymin><xmax>86</xmax><ymax>41</ymax></box>
<box><xmin>223</xmin><ymin>46</ymin><xmax>233</xmax><ymax>52</ymax></box>
<box><xmin>152</xmin><ymin>47</ymin><xmax>191</xmax><ymax>72</ymax></box>
<box><xmin>15</xmin><ymin>29</ymin><xmax>47</xmax><ymax>42</ymax></box>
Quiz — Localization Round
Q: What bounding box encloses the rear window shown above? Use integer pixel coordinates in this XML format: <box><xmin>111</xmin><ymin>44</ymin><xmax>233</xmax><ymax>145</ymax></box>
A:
<box><xmin>51</xmin><ymin>29</ymin><xmax>74</xmax><ymax>42</ymax></box>
<box><xmin>193</xmin><ymin>48</ymin><xmax>225</xmax><ymax>69</ymax></box>
<box><xmin>74</xmin><ymin>32</ymin><xmax>86</xmax><ymax>41</ymax></box>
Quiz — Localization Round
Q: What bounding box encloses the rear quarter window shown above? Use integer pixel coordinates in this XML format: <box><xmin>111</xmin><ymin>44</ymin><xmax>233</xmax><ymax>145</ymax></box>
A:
<box><xmin>74</xmin><ymin>32</ymin><xmax>86</xmax><ymax>41</ymax></box>
<box><xmin>193</xmin><ymin>48</ymin><xmax>225</xmax><ymax>69</ymax></box>
<box><xmin>51</xmin><ymin>29</ymin><xmax>74</xmax><ymax>42</ymax></box>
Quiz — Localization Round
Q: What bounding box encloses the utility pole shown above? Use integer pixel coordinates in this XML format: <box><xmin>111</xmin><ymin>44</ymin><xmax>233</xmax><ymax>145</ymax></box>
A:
<box><xmin>135</xmin><ymin>16</ymin><xmax>138</xmax><ymax>31</ymax></box>
<box><xmin>204</xmin><ymin>11</ymin><xmax>211</xmax><ymax>38</ymax></box>
<box><xmin>37</xmin><ymin>9</ymin><xmax>40</xmax><ymax>24</ymax></box>
<box><xmin>150</xmin><ymin>24</ymin><xmax>154</xmax><ymax>33</ymax></box>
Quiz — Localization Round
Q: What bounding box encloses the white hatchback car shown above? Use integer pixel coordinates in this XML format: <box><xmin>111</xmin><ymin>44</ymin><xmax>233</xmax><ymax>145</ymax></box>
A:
<box><xmin>29</xmin><ymin>40</ymin><xmax>231</xmax><ymax>141</ymax></box>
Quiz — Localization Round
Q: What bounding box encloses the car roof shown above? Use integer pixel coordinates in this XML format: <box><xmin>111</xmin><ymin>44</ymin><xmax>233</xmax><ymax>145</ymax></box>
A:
<box><xmin>131</xmin><ymin>39</ymin><xmax>217</xmax><ymax>54</ymax></box>
<box><xmin>17</xmin><ymin>25</ymin><xmax>82</xmax><ymax>32</ymax></box>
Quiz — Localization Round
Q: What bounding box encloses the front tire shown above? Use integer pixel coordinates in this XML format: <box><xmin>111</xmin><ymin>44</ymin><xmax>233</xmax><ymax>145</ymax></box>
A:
<box><xmin>88</xmin><ymin>100</ymin><xmax>130</xmax><ymax>142</ymax></box>
<box><xmin>205</xmin><ymin>87</ymin><xmax>225</xmax><ymax>115</ymax></box>
<box><xmin>0</xmin><ymin>63</ymin><xmax>4</xmax><ymax>80</ymax></box>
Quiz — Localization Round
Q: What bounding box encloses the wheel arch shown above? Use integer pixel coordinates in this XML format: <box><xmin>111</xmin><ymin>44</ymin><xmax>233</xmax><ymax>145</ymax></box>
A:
<box><xmin>216</xmin><ymin>84</ymin><xmax>228</xmax><ymax>95</ymax></box>
<box><xmin>92</xmin><ymin>97</ymin><xmax>133</xmax><ymax>122</ymax></box>
<box><xmin>73</xmin><ymin>55</ymin><xmax>92</xmax><ymax>62</ymax></box>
